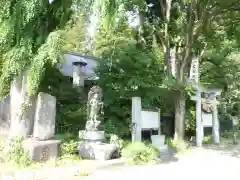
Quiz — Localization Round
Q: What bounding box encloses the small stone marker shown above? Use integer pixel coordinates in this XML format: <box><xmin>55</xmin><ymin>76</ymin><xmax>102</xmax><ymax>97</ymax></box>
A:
<box><xmin>33</xmin><ymin>92</ymin><xmax>56</xmax><ymax>140</ymax></box>
<box><xmin>151</xmin><ymin>135</ymin><xmax>168</xmax><ymax>154</ymax></box>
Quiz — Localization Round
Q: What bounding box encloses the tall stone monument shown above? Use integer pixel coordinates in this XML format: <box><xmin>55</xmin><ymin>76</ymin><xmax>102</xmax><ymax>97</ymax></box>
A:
<box><xmin>78</xmin><ymin>85</ymin><xmax>119</xmax><ymax>160</ymax></box>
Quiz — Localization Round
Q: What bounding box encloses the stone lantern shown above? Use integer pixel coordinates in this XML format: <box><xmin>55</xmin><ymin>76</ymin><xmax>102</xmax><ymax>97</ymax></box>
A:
<box><xmin>72</xmin><ymin>61</ymin><xmax>87</xmax><ymax>87</ymax></box>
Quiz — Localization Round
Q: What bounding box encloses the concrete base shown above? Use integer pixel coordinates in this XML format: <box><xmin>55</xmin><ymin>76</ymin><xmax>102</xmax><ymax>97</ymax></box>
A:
<box><xmin>78</xmin><ymin>142</ymin><xmax>119</xmax><ymax>160</ymax></box>
<box><xmin>157</xmin><ymin>145</ymin><xmax>169</xmax><ymax>154</ymax></box>
<box><xmin>23</xmin><ymin>139</ymin><xmax>61</xmax><ymax>162</ymax></box>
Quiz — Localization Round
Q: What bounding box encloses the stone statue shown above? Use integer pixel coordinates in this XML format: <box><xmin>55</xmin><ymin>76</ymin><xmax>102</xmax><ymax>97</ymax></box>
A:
<box><xmin>78</xmin><ymin>85</ymin><xmax>120</xmax><ymax>160</ymax></box>
<box><xmin>201</xmin><ymin>92</ymin><xmax>216</xmax><ymax>113</ymax></box>
<box><xmin>85</xmin><ymin>85</ymin><xmax>104</xmax><ymax>131</ymax></box>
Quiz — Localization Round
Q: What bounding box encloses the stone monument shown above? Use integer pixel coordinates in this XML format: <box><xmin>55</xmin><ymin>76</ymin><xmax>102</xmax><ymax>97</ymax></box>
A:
<box><xmin>23</xmin><ymin>92</ymin><xmax>61</xmax><ymax>162</ymax></box>
<box><xmin>78</xmin><ymin>85</ymin><xmax>119</xmax><ymax>160</ymax></box>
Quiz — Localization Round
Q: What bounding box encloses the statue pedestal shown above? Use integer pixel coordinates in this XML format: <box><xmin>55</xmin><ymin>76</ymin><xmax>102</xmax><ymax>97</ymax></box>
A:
<box><xmin>78</xmin><ymin>130</ymin><xmax>119</xmax><ymax>160</ymax></box>
<box><xmin>79</xmin><ymin>130</ymin><xmax>104</xmax><ymax>142</ymax></box>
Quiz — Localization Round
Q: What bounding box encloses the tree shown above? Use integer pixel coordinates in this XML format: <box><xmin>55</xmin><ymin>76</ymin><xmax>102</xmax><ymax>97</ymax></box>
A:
<box><xmin>90</xmin><ymin>0</ymin><xmax>240</xmax><ymax>140</ymax></box>
<box><xmin>0</xmin><ymin>0</ymin><xmax>73</xmax><ymax>138</ymax></box>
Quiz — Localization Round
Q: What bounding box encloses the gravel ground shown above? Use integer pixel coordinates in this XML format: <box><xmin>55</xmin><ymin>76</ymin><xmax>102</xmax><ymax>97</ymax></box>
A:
<box><xmin>2</xmin><ymin>144</ymin><xmax>240</xmax><ymax>180</ymax></box>
<box><xmin>90</xmin><ymin>146</ymin><xmax>240</xmax><ymax>180</ymax></box>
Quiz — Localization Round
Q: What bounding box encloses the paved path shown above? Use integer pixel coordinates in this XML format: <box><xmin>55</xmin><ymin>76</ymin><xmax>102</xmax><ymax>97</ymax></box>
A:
<box><xmin>90</xmin><ymin>147</ymin><xmax>240</xmax><ymax>180</ymax></box>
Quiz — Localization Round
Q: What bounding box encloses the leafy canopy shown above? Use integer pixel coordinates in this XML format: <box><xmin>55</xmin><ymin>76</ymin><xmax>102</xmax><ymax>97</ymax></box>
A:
<box><xmin>0</xmin><ymin>0</ymin><xmax>72</xmax><ymax>97</ymax></box>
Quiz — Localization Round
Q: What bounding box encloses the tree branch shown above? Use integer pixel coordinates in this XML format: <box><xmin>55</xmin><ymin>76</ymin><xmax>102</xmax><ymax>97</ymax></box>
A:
<box><xmin>193</xmin><ymin>0</ymin><xmax>211</xmax><ymax>40</ymax></box>
<box><xmin>180</xmin><ymin>2</ymin><xmax>194</xmax><ymax>80</ymax></box>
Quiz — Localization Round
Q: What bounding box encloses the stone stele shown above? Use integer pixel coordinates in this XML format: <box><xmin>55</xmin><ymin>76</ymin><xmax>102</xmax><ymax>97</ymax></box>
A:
<box><xmin>33</xmin><ymin>92</ymin><xmax>56</xmax><ymax>140</ymax></box>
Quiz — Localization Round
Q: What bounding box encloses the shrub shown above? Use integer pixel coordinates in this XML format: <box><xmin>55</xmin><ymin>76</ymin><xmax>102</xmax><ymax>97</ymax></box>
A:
<box><xmin>221</xmin><ymin>130</ymin><xmax>233</xmax><ymax>138</ymax></box>
<box><xmin>55</xmin><ymin>133</ymin><xmax>79</xmax><ymax>157</ymax></box>
<box><xmin>4</xmin><ymin>138</ymin><xmax>32</xmax><ymax>168</ymax></box>
<box><xmin>203</xmin><ymin>136</ymin><xmax>213</xmax><ymax>144</ymax></box>
<box><xmin>60</xmin><ymin>140</ymin><xmax>78</xmax><ymax>156</ymax></box>
<box><xmin>166</xmin><ymin>138</ymin><xmax>188</xmax><ymax>153</ymax></box>
<box><xmin>122</xmin><ymin>142</ymin><xmax>159</xmax><ymax>165</ymax></box>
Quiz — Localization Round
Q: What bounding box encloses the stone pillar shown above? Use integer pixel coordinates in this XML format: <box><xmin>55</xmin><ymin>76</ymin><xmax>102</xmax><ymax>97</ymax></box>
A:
<box><xmin>212</xmin><ymin>100</ymin><xmax>220</xmax><ymax>144</ymax></box>
<box><xmin>196</xmin><ymin>90</ymin><xmax>203</xmax><ymax>147</ymax></box>
<box><xmin>72</xmin><ymin>61</ymin><xmax>87</xmax><ymax>87</ymax></box>
<box><xmin>9</xmin><ymin>71</ymin><xmax>36</xmax><ymax>139</ymax></box>
<box><xmin>131</xmin><ymin>97</ymin><xmax>142</xmax><ymax>142</ymax></box>
<box><xmin>33</xmin><ymin>93</ymin><xmax>57</xmax><ymax>140</ymax></box>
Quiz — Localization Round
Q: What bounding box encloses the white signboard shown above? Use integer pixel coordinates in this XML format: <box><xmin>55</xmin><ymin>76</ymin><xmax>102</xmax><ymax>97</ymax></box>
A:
<box><xmin>170</xmin><ymin>48</ymin><xmax>176</xmax><ymax>78</ymax></box>
<box><xmin>141</xmin><ymin>110</ymin><xmax>160</xmax><ymax>130</ymax></box>
<box><xmin>189</xmin><ymin>57</ymin><xmax>199</xmax><ymax>83</ymax></box>
<box><xmin>202</xmin><ymin>112</ymin><xmax>212</xmax><ymax>127</ymax></box>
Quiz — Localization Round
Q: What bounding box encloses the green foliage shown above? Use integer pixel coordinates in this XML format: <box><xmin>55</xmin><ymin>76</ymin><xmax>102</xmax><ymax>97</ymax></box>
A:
<box><xmin>122</xmin><ymin>142</ymin><xmax>159</xmax><ymax>165</ymax></box>
<box><xmin>0</xmin><ymin>0</ymin><xmax>72</xmax><ymax>97</ymax></box>
<box><xmin>4</xmin><ymin>138</ymin><xmax>32</xmax><ymax>168</ymax></box>
<box><xmin>203</xmin><ymin>136</ymin><xmax>213</xmax><ymax>144</ymax></box>
<box><xmin>39</xmin><ymin>66</ymin><xmax>87</xmax><ymax>134</ymax></box>
<box><xmin>185</xmin><ymin>106</ymin><xmax>196</xmax><ymax>133</ymax></box>
<box><xmin>221</xmin><ymin>130</ymin><xmax>233</xmax><ymax>139</ymax></box>
<box><xmin>94</xmin><ymin>21</ymin><xmax>165</xmax><ymax>137</ymax></box>
<box><xmin>60</xmin><ymin>140</ymin><xmax>78</xmax><ymax>156</ymax></box>
<box><xmin>166</xmin><ymin>138</ymin><xmax>188</xmax><ymax>153</ymax></box>
<box><xmin>61</xmin><ymin>13</ymin><xmax>88</xmax><ymax>54</ymax></box>
<box><xmin>55</xmin><ymin>133</ymin><xmax>78</xmax><ymax>156</ymax></box>
<box><xmin>50</xmin><ymin>0</ymin><xmax>240</xmax><ymax>141</ymax></box>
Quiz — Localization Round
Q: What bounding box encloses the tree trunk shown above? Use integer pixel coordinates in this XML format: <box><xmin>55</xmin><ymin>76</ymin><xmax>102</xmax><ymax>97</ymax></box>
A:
<box><xmin>174</xmin><ymin>91</ymin><xmax>186</xmax><ymax>140</ymax></box>
<box><xmin>9</xmin><ymin>71</ymin><xmax>36</xmax><ymax>139</ymax></box>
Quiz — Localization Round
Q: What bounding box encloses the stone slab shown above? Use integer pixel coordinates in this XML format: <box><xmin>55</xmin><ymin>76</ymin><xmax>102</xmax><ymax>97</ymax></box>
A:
<box><xmin>151</xmin><ymin>135</ymin><xmax>165</xmax><ymax>146</ymax></box>
<box><xmin>33</xmin><ymin>93</ymin><xmax>56</xmax><ymax>140</ymax></box>
<box><xmin>23</xmin><ymin>139</ymin><xmax>61</xmax><ymax>162</ymax></box>
<box><xmin>78</xmin><ymin>142</ymin><xmax>119</xmax><ymax>160</ymax></box>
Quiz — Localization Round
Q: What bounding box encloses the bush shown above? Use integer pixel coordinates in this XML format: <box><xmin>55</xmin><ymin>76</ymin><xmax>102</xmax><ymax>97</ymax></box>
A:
<box><xmin>55</xmin><ymin>133</ymin><xmax>79</xmax><ymax>157</ymax></box>
<box><xmin>122</xmin><ymin>142</ymin><xmax>159</xmax><ymax>165</ymax></box>
<box><xmin>4</xmin><ymin>138</ymin><xmax>32</xmax><ymax>168</ymax></box>
<box><xmin>60</xmin><ymin>140</ymin><xmax>78</xmax><ymax>156</ymax></box>
<box><xmin>166</xmin><ymin>138</ymin><xmax>188</xmax><ymax>153</ymax></box>
<box><xmin>203</xmin><ymin>136</ymin><xmax>213</xmax><ymax>144</ymax></box>
<box><xmin>221</xmin><ymin>130</ymin><xmax>233</xmax><ymax>138</ymax></box>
